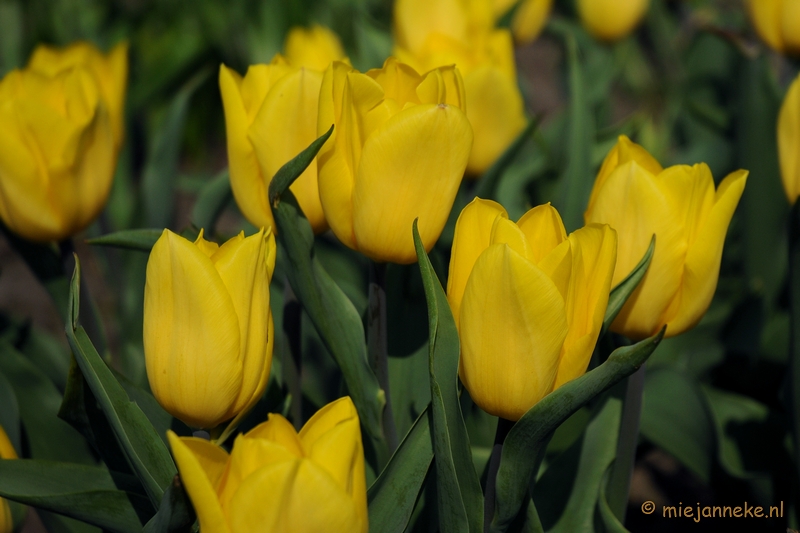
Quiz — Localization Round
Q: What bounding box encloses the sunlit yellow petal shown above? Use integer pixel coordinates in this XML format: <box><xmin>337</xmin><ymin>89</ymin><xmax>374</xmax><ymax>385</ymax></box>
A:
<box><xmin>746</xmin><ymin>0</ymin><xmax>784</xmax><ymax>52</ymax></box>
<box><xmin>511</xmin><ymin>0</ymin><xmax>553</xmax><ymax>44</ymax></box>
<box><xmin>779</xmin><ymin>74</ymin><xmax>800</xmax><ymax>204</ymax></box>
<box><xmin>577</xmin><ymin>0</ymin><xmax>650</xmax><ymax>42</ymax></box>
<box><xmin>394</xmin><ymin>0</ymin><xmax>470</xmax><ymax>53</ymax></box>
<box><xmin>246</xmin><ymin>414</ymin><xmax>305</xmax><ymax>458</ymax></box>
<box><xmin>0</xmin><ymin>426</ymin><xmax>16</xmax><ymax>460</ymax></box>
<box><xmin>284</xmin><ymin>25</ymin><xmax>346</xmax><ymax>71</ymax></box>
<box><xmin>516</xmin><ymin>202</ymin><xmax>567</xmax><ymax>264</ymax></box>
<box><xmin>782</xmin><ymin>1</ymin><xmax>800</xmax><ymax>55</ymax></box>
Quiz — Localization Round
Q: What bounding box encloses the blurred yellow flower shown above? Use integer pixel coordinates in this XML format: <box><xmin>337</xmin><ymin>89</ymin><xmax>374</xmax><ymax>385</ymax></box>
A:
<box><xmin>779</xmin><ymin>73</ymin><xmax>800</xmax><ymax>204</ymax></box>
<box><xmin>144</xmin><ymin>228</ymin><xmax>276</xmax><ymax>429</ymax></box>
<box><xmin>168</xmin><ymin>397</ymin><xmax>367</xmax><ymax>533</ymax></box>
<box><xmin>284</xmin><ymin>25</ymin><xmax>347</xmax><ymax>72</ymax></box>
<box><xmin>0</xmin><ymin>425</ymin><xmax>18</xmax><ymax>533</ymax></box>
<box><xmin>746</xmin><ymin>0</ymin><xmax>800</xmax><ymax>55</ymax></box>
<box><xmin>316</xmin><ymin>57</ymin><xmax>472</xmax><ymax>264</ymax></box>
<box><xmin>448</xmin><ymin>198</ymin><xmax>617</xmax><ymax>421</ymax></box>
<box><xmin>577</xmin><ymin>0</ymin><xmax>650</xmax><ymax>42</ymax></box>
<box><xmin>510</xmin><ymin>0</ymin><xmax>554</xmax><ymax>44</ymax></box>
<box><xmin>584</xmin><ymin>136</ymin><xmax>747</xmax><ymax>339</ymax></box>
<box><xmin>0</xmin><ymin>41</ymin><xmax>127</xmax><ymax>242</ymax></box>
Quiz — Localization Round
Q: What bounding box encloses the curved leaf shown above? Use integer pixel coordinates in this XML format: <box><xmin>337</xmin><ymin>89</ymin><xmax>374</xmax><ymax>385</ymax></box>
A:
<box><xmin>268</xmin><ymin>124</ymin><xmax>334</xmax><ymax>204</ymax></box>
<box><xmin>86</xmin><ymin>229</ymin><xmax>162</xmax><ymax>252</ymax></box>
<box><xmin>602</xmin><ymin>236</ymin><xmax>655</xmax><ymax>335</ymax></box>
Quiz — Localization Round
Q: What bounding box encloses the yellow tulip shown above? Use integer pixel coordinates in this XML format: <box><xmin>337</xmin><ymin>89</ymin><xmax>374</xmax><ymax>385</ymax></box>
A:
<box><xmin>0</xmin><ymin>425</ymin><xmax>18</xmax><ymax>533</ymax></box>
<box><xmin>577</xmin><ymin>0</ymin><xmax>650</xmax><ymax>42</ymax></box>
<box><xmin>316</xmin><ymin>57</ymin><xmax>473</xmax><ymax>264</ymax></box>
<box><xmin>393</xmin><ymin>0</ymin><xmax>526</xmax><ymax>175</ymax></box>
<box><xmin>511</xmin><ymin>0</ymin><xmax>554</xmax><ymax>44</ymax></box>
<box><xmin>284</xmin><ymin>25</ymin><xmax>347</xmax><ymax>72</ymax></box>
<box><xmin>779</xmin><ymin>74</ymin><xmax>800</xmax><ymax>204</ymax></box>
<box><xmin>168</xmin><ymin>396</ymin><xmax>367</xmax><ymax>533</ymax></box>
<box><xmin>144</xmin><ymin>228</ymin><xmax>276</xmax><ymax>429</ymax></box>
<box><xmin>0</xmin><ymin>42</ymin><xmax>127</xmax><ymax>242</ymax></box>
<box><xmin>746</xmin><ymin>0</ymin><xmax>800</xmax><ymax>55</ymax></box>
<box><xmin>584</xmin><ymin>136</ymin><xmax>748</xmax><ymax>339</ymax></box>
<box><xmin>448</xmin><ymin>198</ymin><xmax>617</xmax><ymax>421</ymax></box>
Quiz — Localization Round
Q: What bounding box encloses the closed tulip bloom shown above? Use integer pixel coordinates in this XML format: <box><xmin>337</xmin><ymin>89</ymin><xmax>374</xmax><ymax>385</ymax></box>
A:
<box><xmin>0</xmin><ymin>425</ymin><xmax>19</xmax><ymax>533</ymax></box>
<box><xmin>0</xmin><ymin>42</ymin><xmax>126</xmax><ymax>242</ymax></box>
<box><xmin>144</xmin><ymin>228</ymin><xmax>276</xmax><ymax>429</ymax></box>
<box><xmin>584</xmin><ymin>136</ymin><xmax>748</xmax><ymax>339</ymax></box>
<box><xmin>746</xmin><ymin>0</ymin><xmax>800</xmax><ymax>55</ymax></box>
<box><xmin>284</xmin><ymin>25</ymin><xmax>347</xmax><ymax>72</ymax></box>
<box><xmin>511</xmin><ymin>0</ymin><xmax>554</xmax><ymax>44</ymax></box>
<box><xmin>168</xmin><ymin>397</ymin><xmax>367</xmax><ymax>533</ymax></box>
<box><xmin>577</xmin><ymin>0</ymin><xmax>650</xmax><ymax>42</ymax></box>
<box><xmin>448</xmin><ymin>199</ymin><xmax>617</xmax><ymax>421</ymax></box>
<box><xmin>317</xmin><ymin>57</ymin><xmax>473</xmax><ymax>264</ymax></box>
<box><xmin>779</xmin><ymin>74</ymin><xmax>800</xmax><ymax>204</ymax></box>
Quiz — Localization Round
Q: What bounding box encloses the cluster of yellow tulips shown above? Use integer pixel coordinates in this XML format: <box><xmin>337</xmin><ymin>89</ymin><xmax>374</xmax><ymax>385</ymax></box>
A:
<box><xmin>5</xmin><ymin>0</ymin><xmax>800</xmax><ymax>530</ymax></box>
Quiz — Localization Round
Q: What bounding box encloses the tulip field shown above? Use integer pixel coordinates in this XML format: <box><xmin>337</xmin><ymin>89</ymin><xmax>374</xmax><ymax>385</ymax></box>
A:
<box><xmin>0</xmin><ymin>0</ymin><xmax>798</xmax><ymax>532</ymax></box>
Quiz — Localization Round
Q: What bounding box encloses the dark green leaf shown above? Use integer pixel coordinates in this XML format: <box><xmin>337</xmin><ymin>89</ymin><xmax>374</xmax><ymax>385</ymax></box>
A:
<box><xmin>490</xmin><ymin>329</ymin><xmax>665</xmax><ymax>532</ymax></box>
<box><xmin>475</xmin><ymin>118</ymin><xmax>540</xmax><ymax>201</ymax></box>
<box><xmin>191</xmin><ymin>169</ymin><xmax>232</xmax><ymax>232</ymax></box>
<box><xmin>413</xmin><ymin>220</ymin><xmax>483</xmax><ymax>532</ymax></box>
<box><xmin>0</xmin><ymin>369</ymin><xmax>20</xmax><ymax>452</ymax></box>
<box><xmin>87</xmin><ymin>229</ymin><xmax>163</xmax><ymax>252</ymax></box>
<box><xmin>143</xmin><ymin>475</ymin><xmax>195</xmax><ymax>533</ymax></box>
<box><xmin>603</xmin><ymin>236</ymin><xmax>655</xmax><ymax>334</ymax></box>
<box><xmin>597</xmin><ymin>462</ymin><xmax>631</xmax><ymax>533</ymax></box>
<box><xmin>268</xmin><ymin>125</ymin><xmax>334</xmax><ymax>204</ymax></box>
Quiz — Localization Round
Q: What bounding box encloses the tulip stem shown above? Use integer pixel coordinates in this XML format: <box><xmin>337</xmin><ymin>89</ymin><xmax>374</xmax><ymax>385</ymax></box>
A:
<box><xmin>484</xmin><ymin>417</ymin><xmax>514</xmax><ymax>532</ymax></box>
<box><xmin>788</xmin><ymin>201</ymin><xmax>800</xmax><ymax>510</ymax></box>
<box><xmin>282</xmin><ymin>280</ymin><xmax>304</xmax><ymax>430</ymax></box>
<box><xmin>605</xmin><ymin>364</ymin><xmax>646</xmax><ymax>524</ymax></box>
<box><xmin>368</xmin><ymin>261</ymin><xmax>398</xmax><ymax>453</ymax></box>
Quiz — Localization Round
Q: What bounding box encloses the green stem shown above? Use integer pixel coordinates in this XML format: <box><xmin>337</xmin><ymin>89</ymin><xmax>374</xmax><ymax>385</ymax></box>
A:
<box><xmin>282</xmin><ymin>279</ymin><xmax>303</xmax><ymax>430</ymax></box>
<box><xmin>485</xmin><ymin>418</ymin><xmax>515</xmax><ymax>532</ymax></box>
<box><xmin>368</xmin><ymin>261</ymin><xmax>398</xmax><ymax>453</ymax></box>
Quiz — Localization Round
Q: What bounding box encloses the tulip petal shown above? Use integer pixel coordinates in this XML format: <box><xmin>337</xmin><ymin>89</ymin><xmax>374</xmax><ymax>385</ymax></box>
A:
<box><xmin>779</xmin><ymin>75</ymin><xmax>800</xmax><ymax>204</ymax></box>
<box><xmin>658</xmin><ymin>164</ymin><xmax>716</xmax><ymax>249</ymax></box>
<box><xmin>284</xmin><ymin>25</ymin><xmax>345</xmax><ymax>72</ymax></box>
<box><xmin>447</xmin><ymin>198</ymin><xmax>507</xmax><ymax>329</ymax></box>
<box><xmin>459</xmin><ymin>244</ymin><xmax>567</xmax><ymax>421</ymax></box>
<box><xmin>144</xmin><ymin>230</ymin><xmax>242</xmax><ymax>428</ymax></box>
<box><xmin>663</xmin><ymin>170</ymin><xmax>747</xmax><ymax>336</ymax></box>
<box><xmin>168</xmin><ymin>432</ymin><xmax>231</xmax><ymax>533</ymax></box>
<box><xmin>0</xmin><ymin>426</ymin><xmax>16</xmax><ymax>459</ymax></box>
<box><xmin>537</xmin><ymin>240</ymin><xmax>572</xmax><ymax>302</ymax></box>
<box><xmin>0</xmin><ymin>499</ymin><xmax>10</xmax><ymax>533</ymax></box>
<box><xmin>490</xmin><ymin>216</ymin><xmax>531</xmax><ymax>259</ymax></box>
<box><xmin>394</xmin><ymin>0</ymin><xmax>469</xmax><ymax>53</ymax></box>
<box><xmin>577</xmin><ymin>0</ymin><xmax>650</xmax><ymax>41</ymax></box>
<box><xmin>746</xmin><ymin>0</ymin><xmax>784</xmax><ymax>52</ymax></box>
<box><xmin>353</xmin><ymin>103</ymin><xmax>472</xmax><ymax>263</ymax></box>
<box><xmin>781</xmin><ymin>1</ymin><xmax>800</xmax><ymax>54</ymax></box>
<box><xmin>511</xmin><ymin>0</ymin><xmax>553</xmax><ymax>44</ymax></box>
<box><xmin>245</xmin><ymin>413</ymin><xmax>305</xmax><ymax>458</ymax></box>
<box><xmin>516</xmin><ymin>202</ymin><xmax>567</xmax><ymax>264</ymax></box>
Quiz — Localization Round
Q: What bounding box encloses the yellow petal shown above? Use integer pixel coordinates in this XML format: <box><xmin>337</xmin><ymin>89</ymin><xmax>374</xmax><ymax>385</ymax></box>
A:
<box><xmin>447</xmin><ymin>198</ymin><xmax>508</xmax><ymax>329</ymax></box>
<box><xmin>0</xmin><ymin>499</ymin><xmax>10</xmax><ymax>533</ymax></box>
<box><xmin>779</xmin><ymin>74</ymin><xmax>800</xmax><ymax>204</ymax></box>
<box><xmin>194</xmin><ymin>229</ymin><xmax>221</xmax><ymax>258</ymax></box>
<box><xmin>416</xmin><ymin>65</ymin><xmax>468</xmax><ymax>111</ymax></box>
<box><xmin>284</xmin><ymin>25</ymin><xmax>346</xmax><ymax>71</ymax></box>
<box><xmin>663</xmin><ymin>170</ymin><xmax>747</xmax><ymax>336</ymax></box>
<box><xmin>168</xmin><ymin>432</ymin><xmax>231</xmax><ymax>533</ymax></box>
<box><xmin>246</xmin><ymin>413</ymin><xmax>305</xmax><ymax>458</ymax></box>
<box><xmin>577</xmin><ymin>0</ymin><xmax>650</xmax><ymax>42</ymax></box>
<box><xmin>0</xmin><ymin>426</ymin><xmax>16</xmax><ymax>460</ymax></box>
<box><xmin>746</xmin><ymin>0</ymin><xmax>784</xmax><ymax>52</ymax></box>
<box><xmin>537</xmin><ymin>239</ymin><xmax>572</xmax><ymax>302</ymax></box>
<box><xmin>366</xmin><ymin>57</ymin><xmax>422</xmax><ymax>107</ymax></box>
<box><xmin>459</xmin><ymin>244</ymin><xmax>567</xmax><ymax>421</ymax></box>
<box><xmin>490</xmin><ymin>216</ymin><xmax>531</xmax><ymax>259</ymax></box>
<box><xmin>144</xmin><ymin>230</ymin><xmax>242</xmax><ymax>428</ymax></box>
<box><xmin>516</xmin><ymin>203</ymin><xmax>567</xmax><ymax>264</ymax></box>
<box><xmin>394</xmin><ymin>0</ymin><xmax>470</xmax><ymax>53</ymax></box>
<box><xmin>782</xmin><ymin>1</ymin><xmax>800</xmax><ymax>55</ymax></box>
<box><xmin>511</xmin><ymin>0</ymin><xmax>553</xmax><ymax>44</ymax></box>
<box><xmin>353</xmin><ymin>103</ymin><xmax>472</xmax><ymax>263</ymax></box>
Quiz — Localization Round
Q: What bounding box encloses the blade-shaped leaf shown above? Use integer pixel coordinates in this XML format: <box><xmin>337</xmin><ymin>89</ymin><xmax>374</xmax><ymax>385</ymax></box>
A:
<box><xmin>86</xmin><ymin>229</ymin><xmax>162</xmax><ymax>252</ymax></box>
<box><xmin>191</xmin><ymin>168</ymin><xmax>232</xmax><ymax>232</ymax></box>
<box><xmin>142</xmin><ymin>475</ymin><xmax>195</xmax><ymax>533</ymax></box>
<box><xmin>368</xmin><ymin>407</ymin><xmax>434</xmax><ymax>533</ymax></box>
<box><xmin>413</xmin><ymin>220</ymin><xmax>483</xmax><ymax>533</ymax></box>
<box><xmin>490</xmin><ymin>329</ymin><xmax>665</xmax><ymax>532</ymax></box>
<box><xmin>65</xmin><ymin>255</ymin><xmax>176</xmax><ymax>507</ymax></box>
<box><xmin>0</xmin><ymin>459</ymin><xmax>152</xmax><ymax>533</ymax></box>
<box><xmin>268</xmin><ymin>124</ymin><xmax>334</xmax><ymax>204</ymax></box>
<box><xmin>0</xmin><ymin>369</ymin><xmax>20</xmax><ymax>452</ymax></box>
<box><xmin>475</xmin><ymin>117</ymin><xmax>540</xmax><ymax>201</ymax></box>
<box><xmin>602</xmin><ymin>236</ymin><xmax>655</xmax><ymax>334</ymax></box>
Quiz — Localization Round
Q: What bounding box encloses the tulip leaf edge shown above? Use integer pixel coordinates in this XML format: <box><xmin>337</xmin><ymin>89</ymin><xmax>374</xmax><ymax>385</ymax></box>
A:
<box><xmin>268</xmin><ymin>124</ymin><xmax>334</xmax><ymax>206</ymax></box>
<box><xmin>602</xmin><ymin>234</ymin><xmax>656</xmax><ymax>335</ymax></box>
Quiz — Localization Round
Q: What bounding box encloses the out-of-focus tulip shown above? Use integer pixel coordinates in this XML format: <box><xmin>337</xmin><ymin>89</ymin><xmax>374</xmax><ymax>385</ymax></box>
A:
<box><xmin>779</xmin><ymin>74</ymin><xmax>800</xmax><ymax>204</ymax></box>
<box><xmin>0</xmin><ymin>42</ymin><xmax>127</xmax><ymax>242</ymax></box>
<box><xmin>284</xmin><ymin>25</ymin><xmax>347</xmax><ymax>72</ymax></box>
<box><xmin>144</xmin><ymin>228</ymin><xmax>276</xmax><ymax>429</ymax></box>
<box><xmin>577</xmin><ymin>0</ymin><xmax>650</xmax><ymax>42</ymax></box>
<box><xmin>168</xmin><ymin>396</ymin><xmax>367</xmax><ymax>533</ymax></box>
<box><xmin>448</xmin><ymin>198</ymin><xmax>617</xmax><ymax>421</ymax></box>
<box><xmin>584</xmin><ymin>136</ymin><xmax>748</xmax><ymax>339</ymax></box>
<box><xmin>393</xmin><ymin>0</ymin><xmax>526</xmax><ymax>175</ymax></box>
<box><xmin>511</xmin><ymin>0</ymin><xmax>554</xmax><ymax>44</ymax></box>
<box><xmin>316</xmin><ymin>57</ymin><xmax>472</xmax><ymax>264</ymax></box>
<box><xmin>0</xmin><ymin>425</ymin><xmax>18</xmax><ymax>533</ymax></box>
<box><xmin>746</xmin><ymin>0</ymin><xmax>800</xmax><ymax>55</ymax></box>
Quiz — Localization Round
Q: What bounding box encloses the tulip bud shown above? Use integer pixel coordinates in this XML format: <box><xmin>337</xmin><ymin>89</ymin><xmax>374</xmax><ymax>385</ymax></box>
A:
<box><xmin>316</xmin><ymin>57</ymin><xmax>473</xmax><ymax>264</ymax></box>
<box><xmin>746</xmin><ymin>0</ymin><xmax>800</xmax><ymax>55</ymax></box>
<box><xmin>511</xmin><ymin>0</ymin><xmax>554</xmax><ymax>44</ymax></box>
<box><xmin>584</xmin><ymin>136</ymin><xmax>748</xmax><ymax>339</ymax></box>
<box><xmin>779</xmin><ymin>74</ymin><xmax>800</xmax><ymax>204</ymax></box>
<box><xmin>284</xmin><ymin>25</ymin><xmax>347</xmax><ymax>72</ymax></box>
<box><xmin>0</xmin><ymin>41</ymin><xmax>127</xmax><ymax>242</ymax></box>
<box><xmin>577</xmin><ymin>0</ymin><xmax>650</xmax><ymax>42</ymax></box>
<box><xmin>168</xmin><ymin>397</ymin><xmax>367</xmax><ymax>533</ymax></box>
<box><xmin>144</xmin><ymin>228</ymin><xmax>276</xmax><ymax>429</ymax></box>
<box><xmin>448</xmin><ymin>198</ymin><xmax>617</xmax><ymax>421</ymax></box>
<box><xmin>0</xmin><ymin>425</ymin><xmax>19</xmax><ymax>533</ymax></box>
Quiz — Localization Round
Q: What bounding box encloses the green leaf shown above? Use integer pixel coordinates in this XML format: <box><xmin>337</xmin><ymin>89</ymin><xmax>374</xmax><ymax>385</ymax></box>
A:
<box><xmin>191</xmin><ymin>168</ymin><xmax>232</xmax><ymax>232</ymax></box>
<box><xmin>19</xmin><ymin>326</ymin><xmax>71</xmax><ymax>392</ymax></box>
<box><xmin>65</xmin><ymin>256</ymin><xmax>176</xmax><ymax>507</ymax></box>
<box><xmin>272</xmin><ymin>194</ymin><xmax>385</xmax><ymax>442</ymax></box>
<box><xmin>602</xmin><ymin>236</ymin><xmax>655</xmax><ymax>334</ymax></box>
<box><xmin>490</xmin><ymin>329</ymin><xmax>665</xmax><ymax>532</ymax></box>
<box><xmin>475</xmin><ymin>118</ymin><xmax>540</xmax><ymax>201</ymax></box>
<box><xmin>368</xmin><ymin>408</ymin><xmax>434</xmax><ymax>533</ymax></box>
<box><xmin>413</xmin><ymin>220</ymin><xmax>483</xmax><ymax>532</ymax></box>
<box><xmin>0</xmin><ymin>369</ymin><xmax>20</xmax><ymax>452</ymax></box>
<box><xmin>597</xmin><ymin>462</ymin><xmax>631</xmax><ymax>533</ymax></box>
<box><xmin>114</xmin><ymin>369</ymin><xmax>191</xmax><ymax>445</ymax></box>
<box><xmin>87</xmin><ymin>229</ymin><xmax>163</xmax><ymax>251</ymax></box>
<box><xmin>142</xmin><ymin>475</ymin><xmax>195</xmax><ymax>533</ymax></box>
<box><xmin>142</xmin><ymin>68</ymin><xmax>210</xmax><ymax>229</ymax></box>
<box><xmin>268</xmin><ymin>124</ymin><xmax>334</xmax><ymax>204</ymax></box>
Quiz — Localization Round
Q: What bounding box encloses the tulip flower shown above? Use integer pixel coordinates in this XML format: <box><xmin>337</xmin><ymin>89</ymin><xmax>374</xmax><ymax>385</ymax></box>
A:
<box><xmin>511</xmin><ymin>0</ymin><xmax>554</xmax><ymax>44</ymax></box>
<box><xmin>0</xmin><ymin>42</ymin><xmax>127</xmax><ymax>242</ymax></box>
<box><xmin>448</xmin><ymin>198</ymin><xmax>617</xmax><ymax>421</ymax></box>
<box><xmin>577</xmin><ymin>0</ymin><xmax>650</xmax><ymax>42</ymax></box>
<box><xmin>745</xmin><ymin>0</ymin><xmax>800</xmax><ymax>55</ymax></box>
<box><xmin>316</xmin><ymin>57</ymin><xmax>472</xmax><ymax>264</ymax></box>
<box><xmin>144</xmin><ymin>228</ymin><xmax>276</xmax><ymax>429</ymax></box>
<box><xmin>779</xmin><ymin>74</ymin><xmax>800</xmax><ymax>204</ymax></box>
<box><xmin>584</xmin><ymin>136</ymin><xmax>748</xmax><ymax>339</ymax></box>
<box><xmin>393</xmin><ymin>0</ymin><xmax>526</xmax><ymax>175</ymax></box>
<box><xmin>168</xmin><ymin>396</ymin><xmax>367</xmax><ymax>533</ymax></box>
<box><xmin>221</xmin><ymin>27</ymin><xmax>345</xmax><ymax>234</ymax></box>
<box><xmin>0</xmin><ymin>425</ymin><xmax>18</xmax><ymax>533</ymax></box>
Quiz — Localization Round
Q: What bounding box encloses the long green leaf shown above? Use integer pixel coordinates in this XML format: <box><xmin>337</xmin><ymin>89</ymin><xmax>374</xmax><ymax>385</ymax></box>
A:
<box><xmin>0</xmin><ymin>370</ymin><xmax>20</xmax><ymax>452</ymax></box>
<box><xmin>413</xmin><ymin>220</ymin><xmax>483</xmax><ymax>533</ymax></box>
<box><xmin>367</xmin><ymin>408</ymin><xmax>434</xmax><ymax>533</ymax></box>
<box><xmin>268</xmin><ymin>124</ymin><xmax>334</xmax><ymax>204</ymax></box>
<box><xmin>142</xmin><ymin>475</ymin><xmax>195</xmax><ymax>533</ymax></box>
<box><xmin>597</xmin><ymin>463</ymin><xmax>631</xmax><ymax>533</ymax></box>
<box><xmin>272</xmin><ymin>194</ymin><xmax>384</xmax><ymax>442</ymax></box>
<box><xmin>65</xmin><ymin>256</ymin><xmax>176</xmax><ymax>507</ymax></box>
<box><xmin>490</xmin><ymin>329</ymin><xmax>665</xmax><ymax>532</ymax></box>
<box><xmin>0</xmin><ymin>459</ymin><xmax>151</xmax><ymax>533</ymax></box>
<box><xmin>602</xmin><ymin>236</ymin><xmax>655</xmax><ymax>334</ymax></box>
<box><xmin>475</xmin><ymin>118</ymin><xmax>540</xmax><ymax>201</ymax></box>
<box><xmin>191</xmin><ymin>168</ymin><xmax>232</xmax><ymax>232</ymax></box>
<box><xmin>87</xmin><ymin>229</ymin><xmax>162</xmax><ymax>251</ymax></box>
